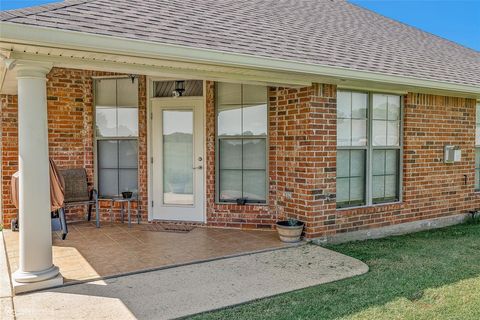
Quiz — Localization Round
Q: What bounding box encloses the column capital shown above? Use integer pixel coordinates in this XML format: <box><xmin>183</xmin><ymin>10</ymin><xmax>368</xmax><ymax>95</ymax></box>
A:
<box><xmin>9</xmin><ymin>59</ymin><xmax>53</xmax><ymax>79</ymax></box>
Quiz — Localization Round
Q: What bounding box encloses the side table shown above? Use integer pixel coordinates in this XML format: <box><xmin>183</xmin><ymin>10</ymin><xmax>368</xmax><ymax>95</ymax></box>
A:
<box><xmin>109</xmin><ymin>197</ymin><xmax>140</xmax><ymax>227</ymax></box>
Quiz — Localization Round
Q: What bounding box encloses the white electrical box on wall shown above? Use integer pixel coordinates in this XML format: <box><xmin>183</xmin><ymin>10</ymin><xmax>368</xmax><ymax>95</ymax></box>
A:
<box><xmin>444</xmin><ymin>145</ymin><xmax>461</xmax><ymax>163</ymax></box>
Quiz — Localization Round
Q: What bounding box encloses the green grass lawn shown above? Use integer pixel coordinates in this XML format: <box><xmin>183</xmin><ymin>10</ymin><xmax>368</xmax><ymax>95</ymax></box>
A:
<box><xmin>191</xmin><ymin>221</ymin><xmax>480</xmax><ymax>320</ymax></box>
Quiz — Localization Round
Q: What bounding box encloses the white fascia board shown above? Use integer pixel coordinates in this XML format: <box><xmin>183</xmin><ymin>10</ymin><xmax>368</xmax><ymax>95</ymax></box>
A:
<box><xmin>6</xmin><ymin>51</ymin><xmax>313</xmax><ymax>87</ymax></box>
<box><xmin>1</xmin><ymin>22</ymin><xmax>479</xmax><ymax>97</ymax></box>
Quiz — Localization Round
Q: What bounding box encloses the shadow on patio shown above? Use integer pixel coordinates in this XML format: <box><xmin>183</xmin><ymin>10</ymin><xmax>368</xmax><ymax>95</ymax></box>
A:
<box><xmin>3</xmin><ymin>222</ymin><xmax>291</xmax><ymax>283</ymax></box>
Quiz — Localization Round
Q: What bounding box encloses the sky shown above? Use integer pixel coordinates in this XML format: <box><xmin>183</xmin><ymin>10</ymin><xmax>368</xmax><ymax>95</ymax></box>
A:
<box><xmin>1</xmin><ymin>0</ymin><xmax>479</xmax><ymax>52</ymax></box>
<box><xmin>350</xmin><ymin>0</ymin><xmax>480</xmax><ymax>51</ymax></box>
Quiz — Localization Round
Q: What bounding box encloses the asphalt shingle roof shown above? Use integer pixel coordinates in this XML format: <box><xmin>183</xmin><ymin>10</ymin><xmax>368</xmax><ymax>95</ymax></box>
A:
<box><xmin>1</xmin><ymin>0</ymin><xmax>479</xmax><ymax>87</ymax></box>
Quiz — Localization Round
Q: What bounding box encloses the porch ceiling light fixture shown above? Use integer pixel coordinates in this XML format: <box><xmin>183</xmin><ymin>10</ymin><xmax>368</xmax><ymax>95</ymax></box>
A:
<box><xmin>173</xmin><ymin>80</ymin><xmax>185</xmax><ymax>97</ymax></box>
<box><xmin>128</xmin><ymin>74</ymin><xmax>138</xmax><ymax>83</ymax></box>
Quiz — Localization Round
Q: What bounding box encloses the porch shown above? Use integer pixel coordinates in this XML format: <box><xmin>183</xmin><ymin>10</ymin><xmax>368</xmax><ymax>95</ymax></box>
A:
<box><xmin>3</xmin><ymin>222</ymin><xmax>291</xmax><ymax>284</ymax></box>
<box><xmin>0</xmin><ymin>49</ymin><xmax>321</xmax><ymax>294</ymax></box>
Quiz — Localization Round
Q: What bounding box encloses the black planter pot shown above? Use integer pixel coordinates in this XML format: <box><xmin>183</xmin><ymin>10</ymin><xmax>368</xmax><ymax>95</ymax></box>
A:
<box><xmin>122</xmin><ymin>191</ymin><xmax>133</xmax><ymax>199</ymax></box>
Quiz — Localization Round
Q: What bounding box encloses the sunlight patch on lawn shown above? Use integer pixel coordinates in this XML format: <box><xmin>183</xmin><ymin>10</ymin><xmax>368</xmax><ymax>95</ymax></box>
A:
<box><xmin>346</xmin><ymin>276</ymin><xmax>480</xmax><ymax>320</ymax></box>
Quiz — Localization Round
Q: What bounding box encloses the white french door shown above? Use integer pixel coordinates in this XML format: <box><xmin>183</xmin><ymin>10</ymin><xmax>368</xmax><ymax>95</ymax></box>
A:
<box><xmin>151</xmin><ymin>97</ymin><xmax>204</xmax><ymax>221</ymax></box>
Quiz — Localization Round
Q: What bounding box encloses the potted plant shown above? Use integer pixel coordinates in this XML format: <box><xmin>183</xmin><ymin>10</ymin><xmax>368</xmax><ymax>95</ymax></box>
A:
<box><xmin>121</xmin><ymin>189</ymin><xmax>133</xmax><ymax>199</ymax></box>
<box><xmin>276</xmin><ymin>218</ymin><xmax>304</xmax><ymax>243</ymax></box>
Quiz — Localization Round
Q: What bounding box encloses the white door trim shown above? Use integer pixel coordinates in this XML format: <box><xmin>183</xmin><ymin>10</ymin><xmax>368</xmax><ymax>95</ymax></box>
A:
<box><xmin>148</xmin><ymin>88</ymin><xmax>206</xmax><ymax>222</ymax></box>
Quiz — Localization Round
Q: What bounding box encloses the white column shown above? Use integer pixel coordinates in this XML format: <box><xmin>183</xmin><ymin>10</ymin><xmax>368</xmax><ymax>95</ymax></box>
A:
<box><xmin>12</xmin><ymin>61</ymin><xmax>60</xmax><ymax>286</ymax></box>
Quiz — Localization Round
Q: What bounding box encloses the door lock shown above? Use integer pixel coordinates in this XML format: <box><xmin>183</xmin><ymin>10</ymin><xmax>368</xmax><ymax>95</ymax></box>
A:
<box><xmin>193</xmin><ymin>165</ymin><xmax>203</xmax><ymax>170</ymax></box>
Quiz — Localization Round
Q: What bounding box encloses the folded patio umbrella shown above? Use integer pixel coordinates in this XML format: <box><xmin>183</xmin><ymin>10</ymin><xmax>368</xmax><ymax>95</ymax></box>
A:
<box><xmin>11</xmin><ymin>158</ymin><xmax>65</xmax><ymax>212</ymax></box>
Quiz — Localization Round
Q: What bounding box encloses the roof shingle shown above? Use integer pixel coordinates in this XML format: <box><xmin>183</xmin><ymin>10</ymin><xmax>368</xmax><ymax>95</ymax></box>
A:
<box><xmin>1</xmin><ymin>0</ymin><xmax>479</xmax><ymax>86</ymax></box>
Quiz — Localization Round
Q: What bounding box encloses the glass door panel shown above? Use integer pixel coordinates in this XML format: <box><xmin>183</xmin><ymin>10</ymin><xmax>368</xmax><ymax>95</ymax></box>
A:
<box><xmin>162</xmin><ymin>110</ymin><xmax>194</xmax><ymax>205</ymax></box>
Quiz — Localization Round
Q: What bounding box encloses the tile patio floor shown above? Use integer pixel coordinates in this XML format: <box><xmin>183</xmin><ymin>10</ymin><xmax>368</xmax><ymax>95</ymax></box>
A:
<box><xmin>3</xmin><ymin>222</ymin><xmax>290</xmax><ymax>284</ymax></box>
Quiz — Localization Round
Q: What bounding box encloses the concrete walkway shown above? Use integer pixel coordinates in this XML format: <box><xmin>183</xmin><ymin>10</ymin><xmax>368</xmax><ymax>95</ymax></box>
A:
<box><xmin>0</xmin><ymin>234</ymin><xmax>15</xmax><ymax>320</ymax></box>
<box><xmin>2</xmin><ymin>243</ymin><xmax>368</xmax><ymax>320</ymax></box>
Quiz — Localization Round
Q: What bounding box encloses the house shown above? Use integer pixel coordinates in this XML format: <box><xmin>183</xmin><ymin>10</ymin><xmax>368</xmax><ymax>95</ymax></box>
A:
<box><xmin>1</xmin><ymin>0</ymin><xmax>479</xmax><ymax>292</ymax></box>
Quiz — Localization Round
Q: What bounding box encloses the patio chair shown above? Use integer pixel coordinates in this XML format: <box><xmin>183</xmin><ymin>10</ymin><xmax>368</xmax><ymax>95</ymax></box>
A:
<box><xmin>59</xmin><ymin>168</ymin><xmax>100</xmax><ymax>239</ymax></box>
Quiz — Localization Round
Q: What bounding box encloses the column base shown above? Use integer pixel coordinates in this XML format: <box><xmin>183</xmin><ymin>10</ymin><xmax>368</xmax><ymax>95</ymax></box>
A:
<box><xmin>12</xmin><ymin>265</ymin><xmax>63</xmax><ymax>293</ymax></box>
<box><xmin>12</xmin><ymin>274</ymin><xmax>63</xmax><ymax>295</ymax></box>
<box><xmin>13</xmin><ymin>264</ymin><xmax>60</xmax><ymax>283</ymax></box>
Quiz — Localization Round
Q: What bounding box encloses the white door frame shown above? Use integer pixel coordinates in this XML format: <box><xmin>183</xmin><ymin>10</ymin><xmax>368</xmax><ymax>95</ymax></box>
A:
<box><xmin>147</xmin><ymin>79</ymin><xmax>207</xmax><ymax>222</ymax></box>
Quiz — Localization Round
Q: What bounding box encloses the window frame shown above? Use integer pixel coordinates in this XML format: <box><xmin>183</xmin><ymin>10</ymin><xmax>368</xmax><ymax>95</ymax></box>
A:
<box><xmin>336</xmin><ymin>149</ymin><xmax>367</xmax><ymax>207</ymax></box>
<box><xmin>93</xmin><ymin>77</ymin><xmax>140</xmax><ymax>198</ymax></box>
<box><xmin>214</xmin><ymin>83</ymin><xmax>269</xmax><ymax>205</ymax></box>
<box><xmin>336</xmin><ymin>90</ymin><xmax>404</xmax><ymax>209</ymax></box>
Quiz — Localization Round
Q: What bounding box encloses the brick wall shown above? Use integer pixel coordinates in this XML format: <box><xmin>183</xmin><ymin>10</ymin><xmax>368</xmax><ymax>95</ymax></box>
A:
<box><xmin>204</xmin><ymin>83</ymin><xmax>337</xmax><ymax>233</ymax></box>
<box><xmin>318</xmin><ymin>93</ymin><xmax>479</xmax><ymax>239</ymax></box>
<box><xmin>0</xmin><ymin>68</ymin><xmax>148</xmax><ymax>227</ymax></box>
<box><xmin>268</xmin><ymin>84</ymin><xmax>337</xmax><ymax>237</ymax></box>
<box><xmin>137</xmin><ymin>74</ymin><xmax>148</xmax><ymax>221</ymax></box>
<box><xmin>229</xmin><ymin>86</ymin><xmax>478</xmax><ymax>238</ymax></box>
<box><xmin>0</xmin><ymin>95</ymin><xmax>18</xmax><ymax>227</ymax></box>
<box><xmin>2</xmin><ymin>67</ymin><xmax>478</xmax><ymax>240</ymax></box>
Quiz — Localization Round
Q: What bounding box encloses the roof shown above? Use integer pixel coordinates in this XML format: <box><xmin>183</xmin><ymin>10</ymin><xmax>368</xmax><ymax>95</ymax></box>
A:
<box><xmin>1</xmin><ymin>0</ymin><xmax>480</xmax><ymax>87</ymax></box>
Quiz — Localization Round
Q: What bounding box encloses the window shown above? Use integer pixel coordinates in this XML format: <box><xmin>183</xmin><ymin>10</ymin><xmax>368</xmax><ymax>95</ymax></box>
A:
<box><xmin>337</xmin><ymin>91</ymin><xmax>402</xmax><ymax>208</ymax></box>
<box><xmin>216</xmin><ymin>83</ymin><xmax>268</xmax><ymax>203</ymax></box>
<box><xmin>476</xmin><ymin>103</ymin><xmax>480</xmax><ymax>190</ymax></box>
<box><xmin>94</xmin><ymin>78</ymin><xmax>139</xmax><ymax>197</ymax></box>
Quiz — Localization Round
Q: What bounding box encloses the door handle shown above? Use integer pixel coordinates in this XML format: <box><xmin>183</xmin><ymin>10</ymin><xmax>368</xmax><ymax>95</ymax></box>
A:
<box><xmin>193</xmin><ymin>165</ymin><xmax>203</xmax><ymax>170</ymax></box>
